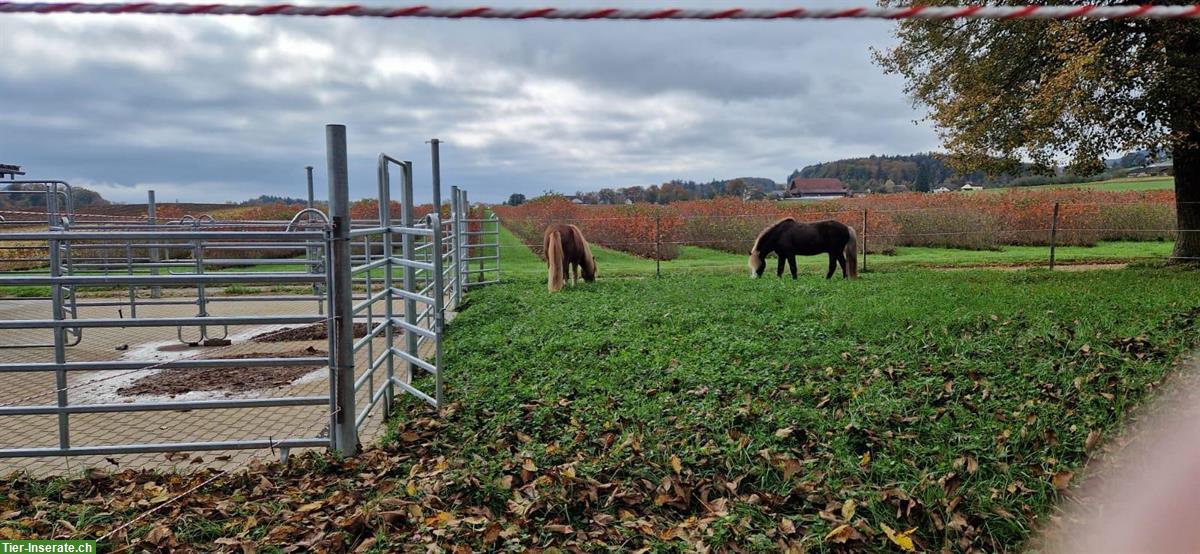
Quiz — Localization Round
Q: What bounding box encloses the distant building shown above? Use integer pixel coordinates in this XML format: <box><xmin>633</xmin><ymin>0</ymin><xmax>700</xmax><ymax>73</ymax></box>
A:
<box><xmin>1130</xmin><ymin>161</ymin><xmax>1173</xmax><ymax>177</ymax></box>
<box><xmin>932</xmin><ymin>186</ymin><xmax>952</xmax><ymax>194</ymax></box>
<box><xmin>959</xmin><ymin>183</ymin><xmax>982</xmax><ymax>192</ymax></box>
<box><xmin>0</xmin><ymin>164</ymin><xmax>23</xmax><ymax>180</ymax></box>
<box><xmin>564</xmin><ymin>195</ymin><xmax>585</xmax><ymax>204</ymax></box>
<box><xmin>785</xmin><ymin>177</ymin><xmax>850</xmax><ymax>200</ymax></box>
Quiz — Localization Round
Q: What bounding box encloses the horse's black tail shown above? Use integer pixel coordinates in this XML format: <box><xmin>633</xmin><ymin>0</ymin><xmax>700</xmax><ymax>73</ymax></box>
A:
<box><xmin>844</xmin><ymin>226</ymin><xmax>859</xmax><ymax>278</ymax></box>
<box><xmin>547</xmin><ymin>230</ymin><xmax>565</xmax><ymax>292</ymax></box>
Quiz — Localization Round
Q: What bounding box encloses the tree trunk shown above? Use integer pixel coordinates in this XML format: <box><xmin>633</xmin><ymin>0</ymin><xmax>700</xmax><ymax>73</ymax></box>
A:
<box><xmin>1174</xmin><ymin>144</ymin><xmax>1200</xmax><ymax>261</ymax></box>
<box><xmin>1168</xmin><ymin>23</ymin><xmax>1200</xmax><ymax>261</ymax></box>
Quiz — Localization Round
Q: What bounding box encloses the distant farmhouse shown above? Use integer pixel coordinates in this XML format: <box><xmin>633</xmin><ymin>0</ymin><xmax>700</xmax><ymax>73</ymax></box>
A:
<box><xmin>784</xmin><ymin>177</ymin><xmax>850</xmax><ymax>200</ymax></box>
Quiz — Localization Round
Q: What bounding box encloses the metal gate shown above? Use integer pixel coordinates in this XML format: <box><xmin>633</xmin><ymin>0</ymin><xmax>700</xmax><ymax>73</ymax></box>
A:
<box><xmin>0</xmin><ymin>124</ymin><xmax>495</xmax><ymax>461</ymax></box>
<box><xmin>0</xmin><ymin>226</ymin><xmax>334</xmax><ymax>457</ymax></box>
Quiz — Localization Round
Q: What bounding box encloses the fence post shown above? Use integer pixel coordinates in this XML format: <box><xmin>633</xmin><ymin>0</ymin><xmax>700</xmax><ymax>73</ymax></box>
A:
<box><xmin>400</xmin><ymin>161</ymin><xmax>419</xmax><ymax>390</ymax></box>
<box><xmin>1049</xmin><ymin>202</ymin><xmax>1060</xmax><ymax>270</ymax></box>
<box><xmin>655</xmin><ymin>210</ymin><xmax>661</xmax><ymax>278</ymax></box>
<box><xmin>428</xmin><ymin>138</ymin><xmax>444</xmax><ymax>316</ymax></box>
<box><xmin>429</xmin><ymin>139</ymin><xmax>442</xmax><ymax>216</ymax></box>
<box><xmin>326</xmin><ymin>124</ymin><xmax>358</xmax><ymax>456</ymax></box>
<box><xmin>862</xmin><ymin>208</ymin><xmax>868</xmax><ymax>273</ymax></box>
<box><xmin>450</xmin><ymin>185</ymin><xmax>463</xmax><ymax>310</ymax></box>
<box><xmin>464</xmin><ymin>189</ymin><xmax>478</xmax><ymax>287</ymax></box>
<box><xmin>462</xmin><ymin>189</ymin><xmax>470</xmax><ymax>291</ymax></box>
<box><xmin>492</xmin><ymin>212</ymin><xmax>501</xmax><ymax>282</ymax></box>
<box><xmin>304</xmin><ymin>165</ymin><xmax>323</xmax><ymax>314</ymax></box>
<box><xmin>147</xmin><ymin>190</ymin><xmax>161</xmax><ymax>298</ymax></box>
<box><xmin>430</xmin><ymin>211</ymin><xmax>446</xmax><ymax>407</ymax></box>
<box><xmin>377</xmin><ymin>157</ymin><xmax>395</xmax><ymax>417</ymax></box>
<box><xmin>305</xmin><ymin>166</ymin><xmax>315</xmax><ymax>209</ymax></box>
<box><xmin>48</xmin><ymin>233</ymin><xmax>69</xmax><ymax>451</ymax></box>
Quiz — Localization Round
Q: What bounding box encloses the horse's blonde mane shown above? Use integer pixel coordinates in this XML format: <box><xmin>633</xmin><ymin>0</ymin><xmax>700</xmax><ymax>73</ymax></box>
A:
<box><xmin>751</xmin><ymin>217</ymin><xmax>796</xmax><ymax>253</ymax></box>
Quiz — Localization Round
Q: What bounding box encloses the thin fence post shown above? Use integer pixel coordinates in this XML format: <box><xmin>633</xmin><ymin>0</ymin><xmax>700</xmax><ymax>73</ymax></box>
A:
<box><xmin>306</xmin><ymin>166</ymin><xmax>315</xmax><ymax>209</ymax></box>
<box><xmin>430</xmin><ymin>211</ymin><xmax>445</xmax><ymax>407</ymax></box>
<box><xmin>655</xmin><ymin>210</ymin><xmax>661</xmax><ymax>278</ymax></box>
<box><xmin>126</xmin><ymin>241</ymin><xmax>136</xmax><ymax>318</ymax></box>
<box><xmin>451</xmin><ymin>185</ymin><xmax>463</xmax><ymax>310</ymax></box>
<box><xmin>429</xmin><ymin>139</ymin><xmax>442</xmax><ymax>216</ymax></box>
<box><xmin>49</xmin><ymin>234</ymin><xmax>69</xmax><ymax>451</ymax></box>
<box><xmin>1049</xmin><ymin>202</ymin><xmax>1060</xmax><ymax>270</ymax></box>
<box><xmin>492</xmin><ymin>211</ymin><xmax>501</xmax><ymax>282</ymax></box>
<box><xmin>465</xmin><ymin>190</ymin><xmax>478</xmax><ymax>285</ymax></box>
<box><xmin>428</xmin><ymin>138</ymin><xmax>444</xmax><ymax>318</ymax></box>
<box><xmin>400</xmin><ymin>161</ymin><xmax>419</xmax><ymax>391</ymax></box>
<box><xmin>377</xmin><ymin>157</ymin><xmax>395</xmax><ymax>417</ymax></box>
<box><xmin>147</xmin><ymin>190</ymin><xmax>161</xmax><ymax>298</ymax></box>
<box><xmin>326</xmin><ymin>124</ymin><xmax>358</xmax><ymax>456</ymax></box>
<box><xmin>305</xmin><ymin>165</ymin><xmax>322</xmax><ymax>314</ymax></box>
<box><xmin>862</xmin><ymin>208</ymin><xmax>868</xmax><ymax>273</ymax></box>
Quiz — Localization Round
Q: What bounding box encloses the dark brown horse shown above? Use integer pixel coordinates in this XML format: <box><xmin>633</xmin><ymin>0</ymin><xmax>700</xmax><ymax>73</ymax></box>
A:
<box><xmin>748</xmin><ymin>218</ymin><xmax>858</xmax><ymax>279</ymax></box>
<box><xmin>544</xmin><ymin>224</ymin><xmax>597</xmax><ymax>292</ymax></box>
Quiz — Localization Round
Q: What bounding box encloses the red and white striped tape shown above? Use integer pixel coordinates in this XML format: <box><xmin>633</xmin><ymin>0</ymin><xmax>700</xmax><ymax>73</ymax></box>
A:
<box><xmin>1</xmin><ymin>3</ymin><xmax>1199</xmax><ymax>21</ymax></box>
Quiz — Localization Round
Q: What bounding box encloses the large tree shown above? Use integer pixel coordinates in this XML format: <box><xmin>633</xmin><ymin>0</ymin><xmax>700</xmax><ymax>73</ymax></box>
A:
<box><xmin>875</xmin><ymin>1</ymin><xmax>1200</xmax><ymax>259</ymax></box>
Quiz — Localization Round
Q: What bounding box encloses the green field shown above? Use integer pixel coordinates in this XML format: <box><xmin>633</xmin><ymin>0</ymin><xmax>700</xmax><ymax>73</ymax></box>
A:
<box><xmin>499</xmin><ymin>224</ymin><xmax>1174</xmax><ymax>280</ymax></box>
<box><xmin>401</xmin><ymin>244</ymin><xmax>1200</xmax><ymax>551</ymax></box>
<box><xmin>4</xmin><ymin>226</ymin><xmax>1199</xmax><ymax>552</ymax></box>
<box><xmin>990</xmin><ymin>175</ymin><xmax>1174</xmax><ymax>194</ymax></box>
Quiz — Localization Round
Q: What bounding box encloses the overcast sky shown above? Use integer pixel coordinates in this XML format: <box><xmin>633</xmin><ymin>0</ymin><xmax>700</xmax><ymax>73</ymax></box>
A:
<box><xmin>0</xmin><ymin>1</ymin><xmax>940</xmax><ymax>205</ymax></box>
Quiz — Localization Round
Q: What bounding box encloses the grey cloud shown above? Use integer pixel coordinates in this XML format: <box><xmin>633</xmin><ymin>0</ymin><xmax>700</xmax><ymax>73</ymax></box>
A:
<box><xmin>0</xmin><ymin>1</ymin><xmax>939</xmax><ymax>204</ymax></box>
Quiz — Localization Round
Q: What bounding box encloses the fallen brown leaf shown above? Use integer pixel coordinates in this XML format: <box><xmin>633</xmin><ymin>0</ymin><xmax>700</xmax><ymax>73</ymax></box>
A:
<box><xmin>379</xmin><ymin>510</ymin><xmax>406</xmax><ymax>528</ymax></box>
<box><xmin>824</xmin><ymin>523</ymin><xmax>858</xmax><ymax>544</ymax></box>
<box><xmin>1052</xmin><ymin>470</ymin><xmax>1073</xmax><ymax>491</ymax></box>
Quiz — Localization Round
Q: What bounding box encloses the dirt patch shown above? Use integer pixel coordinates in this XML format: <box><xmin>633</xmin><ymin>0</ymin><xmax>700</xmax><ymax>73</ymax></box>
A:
<box><xmin>117</xmin><ymin>347</ymin><xmax>328</xmax><ymax>397</ymax></box>
<box><xmin>251</xmin><ymin>322</ymin><xmax>371</xmax><ymax>343</ymax></box>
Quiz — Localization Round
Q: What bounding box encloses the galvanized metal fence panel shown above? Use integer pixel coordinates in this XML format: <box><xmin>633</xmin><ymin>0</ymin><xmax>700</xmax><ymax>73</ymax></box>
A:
<box><xmin>0</xmin><ymin>124</ymin><xmax>498</xmax><ymax>462</ymax></box>
<box><xmin>0</xmin><ymin>226</ymin><xmax>334</xmax><ymax>459</ymax></box>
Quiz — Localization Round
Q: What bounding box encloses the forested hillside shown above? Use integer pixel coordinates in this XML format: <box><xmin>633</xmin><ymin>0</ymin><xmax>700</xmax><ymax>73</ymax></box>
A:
<box><xmin>0</xmin><ymin>183</ymin><xmax>108</xmax><ymax>210</ymax></box>
<box><xmin>791</xmin><ymin>153</ymin><xmax>1000</xmax><ymax>192</ymax></box>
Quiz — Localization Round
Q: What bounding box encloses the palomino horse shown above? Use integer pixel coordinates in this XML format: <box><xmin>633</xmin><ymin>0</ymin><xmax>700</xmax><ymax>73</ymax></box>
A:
<box><xmin>543</xmin><ymin>223</ymin><xmax>597</xmax><ymax>292</ymax></box>
<box><xmin>749</xmin><ymin>218</ymin><xmax>858</xmax><ymax>279</ymax></box>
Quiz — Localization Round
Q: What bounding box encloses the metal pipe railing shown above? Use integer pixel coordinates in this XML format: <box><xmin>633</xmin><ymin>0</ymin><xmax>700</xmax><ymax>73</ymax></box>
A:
<box><xmin>0</xmin><ymin>127</ymin><xmax>500</xmax><ymax>463</ymax></box>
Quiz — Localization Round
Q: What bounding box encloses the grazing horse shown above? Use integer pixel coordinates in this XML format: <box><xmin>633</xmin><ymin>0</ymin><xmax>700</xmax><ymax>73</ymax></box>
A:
<box><xmin>543</xmin><ymin>224</ymin><xmax>597</xmax><ymax>292</ymax></box>
<box><xmin>748</xmin><ymin>218</ymin><xmax>858</xmax><ymax>279</ymax></box>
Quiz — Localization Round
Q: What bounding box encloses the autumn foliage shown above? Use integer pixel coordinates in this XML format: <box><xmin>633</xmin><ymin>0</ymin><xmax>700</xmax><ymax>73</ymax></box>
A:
<box><xmin>494</xmin><ymin>189</ymin><xmax>1176</xmax><ymax>259</ymax></box>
